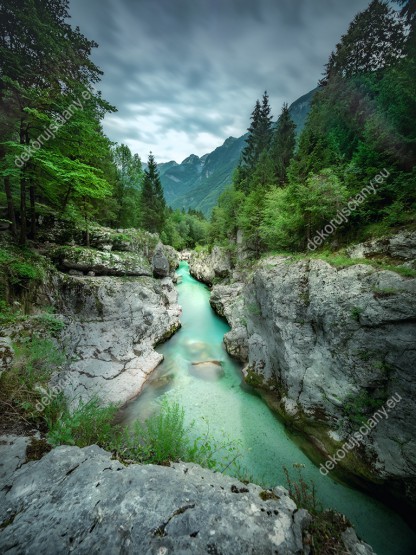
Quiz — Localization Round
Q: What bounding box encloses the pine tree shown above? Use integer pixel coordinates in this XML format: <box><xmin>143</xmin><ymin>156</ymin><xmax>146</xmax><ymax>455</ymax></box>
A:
<box><xmin>140</xmin><ymin>153</ymin><xmax>166</xmax><ymax>234</ymax></box>
<box><xmin>238</xmin><ymin>91</ymin><xmax>273</xmax><ymax>192</ymax></box>
<box><xmin>320</xmin><ymin>0</ymin><xmax>406</xmax><ymax>84</ymax></box>
<box><xmin>271</xmin><ymin>103</ymin><xmax>296</xmax><ymax>185</ymax></box>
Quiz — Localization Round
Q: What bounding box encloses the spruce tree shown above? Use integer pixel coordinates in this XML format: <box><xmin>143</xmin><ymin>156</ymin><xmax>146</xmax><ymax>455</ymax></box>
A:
<box><xmin>271</xmin><ymin>103</ymin><xmax>296</xmax><ymax>185</ymax></box>
<box><xmin>320</xmin><ymin>0</ymin><xmax>406</xmax><ymax>84</ymax></box>
<box><xmin>238</xmin><ymin>91</ymin><xmax>273</xmax><ymax>192</ymax></box>
<box><xmin>140</xmin><ymin>153</ymin><xmax>166</xmax><ymax>234</ymax></box>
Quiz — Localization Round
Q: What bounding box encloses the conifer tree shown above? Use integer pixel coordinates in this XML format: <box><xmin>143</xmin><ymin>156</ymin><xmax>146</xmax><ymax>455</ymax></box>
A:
<box><xmin>140</xmin><ymin>153</ymin><xmax>166</xmax><ymax>234</ymax></box>
<box><xmin>271</xmin><ymin>103</ymin><xmax>296</xmax><ymax>185</ymax></box>
<box><xmin>238</xmin><ymin>91</ymin><xmax>273</xmax><ymax>192</ymax></box>
<box><xmin>320</xmin><ymin>0</ymin><xmax>406</xmax><ymax>84</ymax></box>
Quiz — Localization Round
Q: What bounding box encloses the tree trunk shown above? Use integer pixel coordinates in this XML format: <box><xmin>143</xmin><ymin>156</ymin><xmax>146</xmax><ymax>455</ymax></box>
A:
<box><xmin>29</xmin><ymin>179</ymin><xmax>36</xmax><ymax>239</ymax></box>
<box><xmin>19</xmin><ymin>176</ymin><xmax>27</xmax><ymax>246</ymax></box>
<box><xmin>19</xmin><ymin>121</ymin><xmax>27</xmax><ymax>246</ymax></box>
<box><xmin>4</xmin><ymin>176</ymin><xmax>17</xmax><ymax>237</ymax></box>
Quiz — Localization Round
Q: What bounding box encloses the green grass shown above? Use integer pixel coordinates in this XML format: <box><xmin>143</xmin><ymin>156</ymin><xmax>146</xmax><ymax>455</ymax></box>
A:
<box><xmin>0</xmin><ymin>337</ymin><xmax>67</xmax><ymax>424</ymax></box>
<box><xmin>47</xmin><ymin>398</ymin><xmax>246</xmax><ymax>475</ymax></box>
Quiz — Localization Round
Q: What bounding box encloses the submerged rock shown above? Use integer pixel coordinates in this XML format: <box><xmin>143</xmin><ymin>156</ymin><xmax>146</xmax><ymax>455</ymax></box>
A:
<box><xmin>0</xmin><ymin>437</ymin><xmax>375</xmax><ymax>555</ymax></box>
<box><xmin>189</xmin><ymin>360</ymin><xmax>225</xmax><ymax>381</ymax></box>
<box><xmin>182</xmin><ymin>339</ymin><xmax>215</xmax><ymax>361</ymax></box>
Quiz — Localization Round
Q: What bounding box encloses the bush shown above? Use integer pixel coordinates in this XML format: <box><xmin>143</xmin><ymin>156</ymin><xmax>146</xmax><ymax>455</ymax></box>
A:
<box><xmin>47</xmin><ymin>398</ymin><xmax>118</xmax><ymax>448</ymax></box>
<box><xmin>112</xmin><ymin>401</ymin><xmax>244</xmax><ymax>472</ymax></box>
<box><xmin>0</xmin><ymin>337</ymin><xmax>66</xmax><ymax>424</ymax></box>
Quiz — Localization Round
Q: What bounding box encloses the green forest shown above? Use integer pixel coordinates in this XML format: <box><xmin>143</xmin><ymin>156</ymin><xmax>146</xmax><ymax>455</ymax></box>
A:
<box><xmin>1</xmin><ymin>0</ymin><xmax>415</xmax><ymax>255</ymax></box>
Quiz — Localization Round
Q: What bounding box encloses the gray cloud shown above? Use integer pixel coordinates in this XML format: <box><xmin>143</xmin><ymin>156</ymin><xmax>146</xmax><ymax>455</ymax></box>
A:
<box><xmin>69</xmin><ymin>0</ymin><xmax>372</xmax><ymax>163</ymax></box>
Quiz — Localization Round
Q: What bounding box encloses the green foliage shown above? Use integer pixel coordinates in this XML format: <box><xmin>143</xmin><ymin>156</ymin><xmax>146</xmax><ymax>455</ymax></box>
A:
<box><xmin>283</xmin><ymin>464</ymin><xmax>321</xmax><ymax>515</ymax></box>
<box><xmin>0</xmin><ymin>337</ymin><xmax>66</xmax><ymax>424</ymax></box>
<box><xmin>350</xmin><ymin>306</ymin><xmax>364</xmax><ymax>322</ymax></box>
<box><xmin>344</xmin><ymin>391</ymin><xmax>387</xmax><ymax>425</ymax></box>
<box><xmin>162</xmin><ymin>208</ymin><xmax>209</xmax><ymax>250</ymax></box>
<box><xmin>46</xmin><ymin>396</ymin><xmax>245</xmax><ymax>476</ymax></box>
<box><xmin>33</xmin><ymin>313</ymin><xmax>65</xmax><ymax>336</ymax></box>
<box><xmin>47</xmin><ymin>398</ymin><xmax>118</xmax><ymax>448</ymax></box>
<box><xmin>0</xmin><ymin>247</ymin><xmax>44</xmax><ymax>287</ymax></box>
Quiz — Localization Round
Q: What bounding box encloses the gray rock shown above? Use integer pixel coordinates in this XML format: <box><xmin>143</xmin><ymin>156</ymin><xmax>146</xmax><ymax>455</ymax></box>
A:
<box><xmin>0</xmin><ymin>337</ymin><xmax>14</xmax><ymax>376</ymax></box>
<box><xmin>346</xmin><ymin>230</ymin><xmax>416</xmax><ymax>267</ymax></box>
<box><xmin>210</xmin><ymin>254</ymin><xmax>416</xmax><ymax>495</ymax></box>
<box><xmin>0</xmin><ymin>440</ymin><xmax>374</xmax><ymax>555</ymax></box>
<box><xmin>0</xmin><ymin>435</ymin><xmax>29</xmax><ymax>486</ymax></box>
<box><xmin>46</xmin><ymin>245</ymin><xmax>153</xmax><ymax>277</ymax></box>
<box><xmin>152</xmin><ymin>243</ymin><xmax>170</xmax><ymax>278</ymax></box>
<box><xmin>56</xmin><ymin>274</ymin><xmax>181</xmax><ymax>407</ymax></box>
<box><xmin>189</xmin><ymin>247</ymin><xmax>232</xmax><ymax>285</ymax></box>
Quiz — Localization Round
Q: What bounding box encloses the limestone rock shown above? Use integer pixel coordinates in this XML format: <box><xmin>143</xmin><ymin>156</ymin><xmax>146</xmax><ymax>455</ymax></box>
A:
<box><xmin>0</xmin><ymin>439</ymin><xmax>375</xmax><ymax>555</ymax></box>
<box><xmin>45</xmin><ymin>245</ymin><xmax>153</xmax><ymax>277</ymax></box>
<box><xmin>210</xmin><ymin>254</ymin><xmax>416</xmax><ymax>496</ymax></box>
<box><xmin>0</xmin><ymin>337</ymin><xmax>14</xmax><ymax>376</ymax></box>
<box><xmin>152</xmin><ymin>243</ymin><xmax>170</xmax><ymax>278</ymax></box>
<box><xmin>56</xmin><ymin>274</ymin><xmax>181</xmax><ymax>407</ymax></box>
<box><xmin>189</xmin><ymin>247</ymin><xmax>232</xmax><ymax>285</ymax></box>
<box><xmin>346</xmin><ymin>230</ymin><xmax>416</xmax><ymax>267</ymax></box>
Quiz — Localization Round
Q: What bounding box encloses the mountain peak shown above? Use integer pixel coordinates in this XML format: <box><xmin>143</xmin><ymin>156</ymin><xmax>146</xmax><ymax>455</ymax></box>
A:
<box><xmin>181</xmin><ymin>154</ymin><xmax>200</xmax><ymax>165</ymax></box>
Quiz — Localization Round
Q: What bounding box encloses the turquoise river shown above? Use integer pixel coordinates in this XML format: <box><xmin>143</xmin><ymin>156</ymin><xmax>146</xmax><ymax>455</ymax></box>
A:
<box><xmin>121</xmin><ymin>262</ymin><xmax>416</xmax><ymax>555</ymax></box>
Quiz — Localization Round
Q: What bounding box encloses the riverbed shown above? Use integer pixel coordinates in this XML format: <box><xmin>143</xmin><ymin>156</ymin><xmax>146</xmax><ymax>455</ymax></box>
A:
<box><xmin>121</xmin><ymin>261</ymin><xmax>416</xmax><ymax>555</ymax></box>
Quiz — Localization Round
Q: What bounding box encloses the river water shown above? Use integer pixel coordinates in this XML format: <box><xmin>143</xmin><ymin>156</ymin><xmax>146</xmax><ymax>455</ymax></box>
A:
<box><xmin>121</xmin><ymin>262</ymin><xmax>416</xmax><ymax>555</ymax></box>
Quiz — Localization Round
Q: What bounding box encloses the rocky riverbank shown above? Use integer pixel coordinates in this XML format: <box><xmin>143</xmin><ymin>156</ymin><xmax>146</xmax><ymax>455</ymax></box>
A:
<box><xmin>0</xmin><ymin>435</ymin><xmax>374</xmax><ymax>555</ymax></box>
<box><xmin>0</xmin><ymin>220</ymin><xmax>181</xmax><ymax>409</ymax></box>
<box><xmin>190</xmin><ymin>231</ymin><xmax>416</xmax><ymax>503</ymax></box>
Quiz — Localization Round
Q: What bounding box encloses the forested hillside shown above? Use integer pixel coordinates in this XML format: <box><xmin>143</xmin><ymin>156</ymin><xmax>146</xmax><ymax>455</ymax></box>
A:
<box><xmin>209</xmin><ymin>0</ymin><xmax>416</xmax><ymax>256</ymax></box>
<box><xmin>1</xmin><ymin>0</ymin><xmax>415</xmax><ymax>256</ymax></box>
<box><xmin>157</xmin><ymin>89</ymin><xmax>316</xmax><ymax>215</ymax></box>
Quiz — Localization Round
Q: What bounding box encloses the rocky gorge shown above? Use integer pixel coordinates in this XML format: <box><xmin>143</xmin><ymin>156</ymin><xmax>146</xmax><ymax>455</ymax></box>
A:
<box><xmin>0</xmin><ymin>219</ymin><xmax>379</xmax><ymax>554</ymax></box>
<box><xmin>189</xmin><ymin>231</ymin><xmax>416</xmax><ymax>505</ymax></box>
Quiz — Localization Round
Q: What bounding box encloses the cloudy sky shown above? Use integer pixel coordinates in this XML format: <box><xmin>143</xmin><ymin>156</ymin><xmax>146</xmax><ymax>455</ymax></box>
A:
<box><xmin>69</xmin><ymin>0</ymin><xmax>371</xmax><ymax>164</ymax></box>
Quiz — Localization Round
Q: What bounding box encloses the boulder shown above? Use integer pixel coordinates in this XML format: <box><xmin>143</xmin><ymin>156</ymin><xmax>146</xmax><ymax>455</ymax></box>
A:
<box><xmin>45</xmin><ymin>245</ymin><xmax>153</xmax><ymax>277</ymax></box>
<box><xmin>152</xmin><ymin>243</ymin><xmax>170</xmax><ymax>278</ymax></box>
<box><xmin>0</xmin><ymin>439</ymin><xmax>375</xmax><ymax>555</ymax></box>
<box><xmin>189</xmin><ymin>246</ymin><xmax>232</xmax><ymax>285</ymax></box>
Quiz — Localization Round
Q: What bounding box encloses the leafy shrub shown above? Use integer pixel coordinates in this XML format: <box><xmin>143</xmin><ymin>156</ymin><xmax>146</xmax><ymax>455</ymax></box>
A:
<box><xmin>0</xmin><ymin>337</ymin><xmax>66</xmax><ymax>423</ymax></box>
<box><xmin>283</xmin><ymin>464</ymin><xmax>321</xmax><ymax>515</ymax></box>
<box><xmin>47</xmin><ymin>398</ymin><xmax>118</xmax><ymax>448</ymax></box>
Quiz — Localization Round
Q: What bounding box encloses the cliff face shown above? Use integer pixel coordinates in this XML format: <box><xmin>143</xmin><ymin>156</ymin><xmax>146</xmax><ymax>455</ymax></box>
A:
<box><xmin>1</xmin><ymin>222</ymin><xmax>181</xmax><ymax>408</ymax></box>
<box><xmin>191</xmin><ymin>234</ymin><xmax>416</xmax><ymax>498</ymax></box>
<box><xmin>0</xmin><ymin>435</ymin><xmax>374</xmax><ymax>555</ymax></box>
<box><xmin>55</xmin><ymin>273</ymin><xmax>180</xmax><ymax>407</ymax></box>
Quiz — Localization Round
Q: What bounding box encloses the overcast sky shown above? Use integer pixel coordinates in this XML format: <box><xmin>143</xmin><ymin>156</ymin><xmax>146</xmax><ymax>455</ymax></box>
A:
<box><xmin>69</xmin><ymin>0</ymin><xmax>371</xmax><ymax>164</ymax></box>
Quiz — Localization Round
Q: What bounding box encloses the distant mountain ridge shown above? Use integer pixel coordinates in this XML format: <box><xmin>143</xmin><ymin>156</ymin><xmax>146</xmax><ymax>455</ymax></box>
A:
<box><xmin>159</xmin><ymin>88</ymin><xmax>317</xmax><ymax>215</ymax></box>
